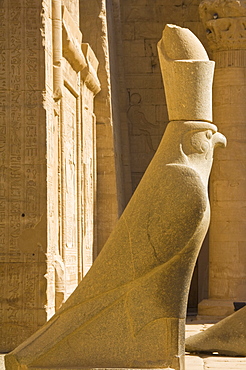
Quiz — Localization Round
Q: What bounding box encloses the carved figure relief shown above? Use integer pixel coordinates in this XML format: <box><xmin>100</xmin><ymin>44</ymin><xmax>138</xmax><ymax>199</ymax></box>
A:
<box><xmin>127</xmin><ymin>92</ymin><xmax>159</xmax><ymax>152</ymax></box>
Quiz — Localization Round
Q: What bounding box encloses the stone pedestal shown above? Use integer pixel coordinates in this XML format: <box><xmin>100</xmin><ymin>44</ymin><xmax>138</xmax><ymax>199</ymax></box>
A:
<box><xmin>198</xmin><ymin>0</ymin><xmax>246</xmax><ymax>317</ymax></box>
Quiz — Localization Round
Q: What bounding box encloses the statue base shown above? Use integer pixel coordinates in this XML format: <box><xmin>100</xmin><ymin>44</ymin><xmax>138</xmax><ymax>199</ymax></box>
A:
<box><xmin>198</xmin><ymin>299</ymin><xmax>234</xmax><ymax>318</ymax></box>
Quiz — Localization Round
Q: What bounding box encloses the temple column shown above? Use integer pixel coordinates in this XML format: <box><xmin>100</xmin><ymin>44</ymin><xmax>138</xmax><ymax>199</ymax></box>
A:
<box><xmin>199</xmin><ymin>0</ymin><xmax>246</xmax><ymax>317</ymax></box>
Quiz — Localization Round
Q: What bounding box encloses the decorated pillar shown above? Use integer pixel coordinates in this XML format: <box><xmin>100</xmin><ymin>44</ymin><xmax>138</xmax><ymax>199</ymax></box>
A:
<box><xmin>199</xmin><ymin>0</ymin><xmax>246</xmax><ymax>316</ymax></box>
<box><xmin>0</xmin><ymin>0</ymin><xmax>100</xmax><ymax>352</ymax></box>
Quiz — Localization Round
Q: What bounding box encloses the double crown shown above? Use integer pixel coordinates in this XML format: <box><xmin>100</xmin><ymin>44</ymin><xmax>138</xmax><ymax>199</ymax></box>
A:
<box><xmin>158</xmin><ymin>24</ymin><xmax>215</xmax><ymax>123</ymax></box>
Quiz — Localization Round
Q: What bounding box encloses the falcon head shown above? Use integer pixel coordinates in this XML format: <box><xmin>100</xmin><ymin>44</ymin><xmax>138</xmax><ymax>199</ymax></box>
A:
<box><xmin>160</xmin><ymin>120</ymin><xmax>226</xmax><ymax>186</ymax></box>
<box><xmin>181</xmin><ymin>121</ymin><xmax>226</xmax><ymax>184</ymax></box>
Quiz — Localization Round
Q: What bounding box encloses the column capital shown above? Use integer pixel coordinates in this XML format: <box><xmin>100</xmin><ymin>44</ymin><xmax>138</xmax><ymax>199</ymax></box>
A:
<box><xmin>199</xmin><ymin>0</ymin><xmax>246</xmax><ymax>51</ymax></box>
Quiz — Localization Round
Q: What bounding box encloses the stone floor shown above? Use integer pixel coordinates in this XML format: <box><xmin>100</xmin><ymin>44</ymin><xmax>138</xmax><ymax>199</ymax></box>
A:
<box><xmin>0</xmin><ymin>317</ymin><xmax>245</xmax><ymax>370</ymax></box>
<box><xmin>0</xmin><ymin>356</ymin><xmax>5</xmax><ymax>370</ymax></box>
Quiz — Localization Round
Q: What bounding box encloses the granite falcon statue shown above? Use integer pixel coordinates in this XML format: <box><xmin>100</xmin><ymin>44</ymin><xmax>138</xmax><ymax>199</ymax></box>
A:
<box><xmin>5</xmin><ymin>122</ymin><xmax>226</xmax><ymax>370</ymax></box>
<box><xmin>5</xmin><ymin>25</ymin><xmax>226</xmax><ymax>370</ymax></box>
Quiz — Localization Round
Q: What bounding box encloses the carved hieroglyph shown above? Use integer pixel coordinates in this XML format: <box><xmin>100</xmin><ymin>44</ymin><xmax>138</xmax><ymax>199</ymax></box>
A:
<box><xmin>198</xmin><ymin>0</ymin><xmax>246</xmax><ymax>317</ymax></box>
<box><xmin>0</xmin><ymin>0</ymin><xmax>47</xmax><ymax>351</ymax></box>
<box><xmin>5</xmin><ymin>25</ymin><xmax>225</xmax><ymax>370</ymax></box>
<box><xmin>0</xmin><ymin>0</ymin><xmax>100</xmax><ymax>352</ymax></box>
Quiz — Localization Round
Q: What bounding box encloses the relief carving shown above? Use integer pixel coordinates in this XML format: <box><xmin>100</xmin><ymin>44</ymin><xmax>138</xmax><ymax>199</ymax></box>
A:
<box><xmin>200</xmin><ymin>0</ymin><xmax>246</xmax><ymax>50</ymax></box>
<box><xmin>127</xmin><ymin>92</ymin><xmax>159</xmax><ymax>152</ymax></box>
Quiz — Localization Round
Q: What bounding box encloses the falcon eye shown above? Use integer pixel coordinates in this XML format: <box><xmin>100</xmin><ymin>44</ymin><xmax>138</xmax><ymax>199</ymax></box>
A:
<box><xmin>206</xmin><ymin>130</ymin><xmax>212</xmax><ymax>139</ymax></box>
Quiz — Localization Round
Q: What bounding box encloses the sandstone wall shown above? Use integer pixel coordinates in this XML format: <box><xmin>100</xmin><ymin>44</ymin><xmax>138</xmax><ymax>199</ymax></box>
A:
<box><xmin>0</xmin><ymin>0</ymin><xmax>100</xmax><ymax>351</ymax></box>
<box><xmin>79</xmin><ymin>0</ymin><xmax>131</xmax><ymax>254</ymax></box>
<box><xmin>0</xmin><ymin>0</ymin><xmax>47</xmax><ymax>351</ymax></box>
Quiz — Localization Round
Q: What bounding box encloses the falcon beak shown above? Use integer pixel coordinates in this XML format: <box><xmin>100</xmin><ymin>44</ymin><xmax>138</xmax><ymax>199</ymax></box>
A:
<box><xmin>212</xmin><ymin>132</ymin><xmax>227</xmax><ymax>149</ymax></box>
